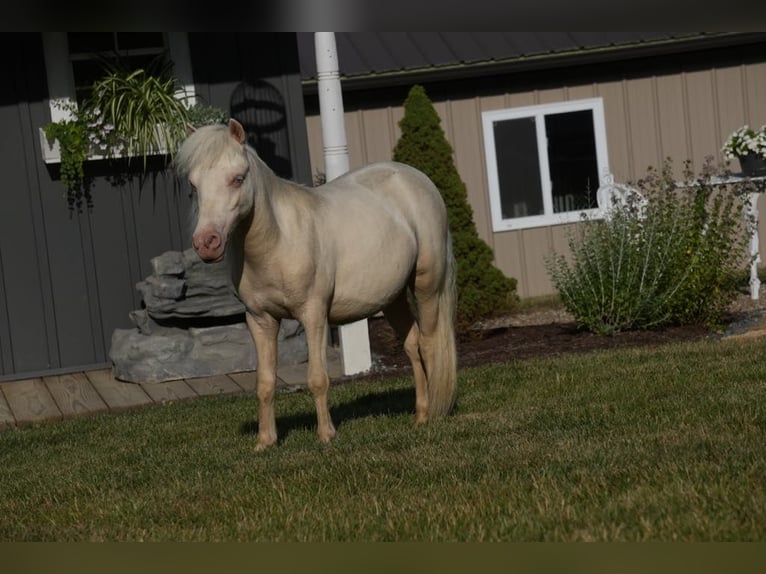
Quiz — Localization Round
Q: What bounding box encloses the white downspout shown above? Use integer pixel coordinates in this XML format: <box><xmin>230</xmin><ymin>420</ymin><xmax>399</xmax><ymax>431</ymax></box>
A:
<box><xmin>314</xmin><ymin>32</ymin><xmax>372</xmax><ymax>375</ymax></box>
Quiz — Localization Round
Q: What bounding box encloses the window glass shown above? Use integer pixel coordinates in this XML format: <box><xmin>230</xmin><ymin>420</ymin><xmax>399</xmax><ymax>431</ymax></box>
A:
<box><xmin>66</xmin><ymin>33</ymin><xmax>168</xmax><ymax>103</ymax></box>
<box><xmin>115</xmin><ymin>33</ymin><xmax>164</xmax><ymax>51</ymax></box>
<box><xmin>493</xmin><ymin>117</ymin><xmax>544</xmax><ymax>219</ymax></box>
<box><xmin>67</xmin><ymin>33</ymin><xmax>113</xmax><ymax>53</ymax></box>
<box><xmin>545</xmin><ymin>109</ymin><xmax>599</xmax><ymax>213</ymax></box>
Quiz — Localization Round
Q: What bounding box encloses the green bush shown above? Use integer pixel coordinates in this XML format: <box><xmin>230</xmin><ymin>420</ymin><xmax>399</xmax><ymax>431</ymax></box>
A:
<box><xmin>392</xmin><ymin>85</ymin><xmax>519</xmax><ymax>330</ymax></box>
<box><xmin>546</xmin><ymin>158</ymin><xmax>754</xmax><ymax>334</ymax></box>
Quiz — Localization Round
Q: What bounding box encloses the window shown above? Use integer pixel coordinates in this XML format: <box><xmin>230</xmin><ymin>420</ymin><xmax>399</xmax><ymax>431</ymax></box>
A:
<box><xmin>39</xmin><ymin>33</ymin><xmax>195</xmax><ymax>163</ymax></box>
<box><xmin>42</xmin><ymin>33</ymin><xmax>194</xmax><ymax>123</ymax></box>
<box><xmin>482</xmin><ymin>98</ymin><xmax>609</xmax><ymax>231</ymax></box>
<box><xmin>67</xmin><ymin>33</ymin><xmax>167</xmax><ymax>104</ymax></box>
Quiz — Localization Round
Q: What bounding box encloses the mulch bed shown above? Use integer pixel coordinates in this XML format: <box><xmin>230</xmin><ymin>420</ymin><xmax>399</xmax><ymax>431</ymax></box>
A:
<box><xmin>360</xmin><ymin>315</ymin><xmax>714</xmax><ymax>380</ymax></box>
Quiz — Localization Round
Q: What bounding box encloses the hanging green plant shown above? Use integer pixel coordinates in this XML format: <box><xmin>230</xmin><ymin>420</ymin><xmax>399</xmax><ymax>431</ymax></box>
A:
<box><xmin>43</xmin><ymin>52</ymin><xmax>228</xmax><ymax>210</ymax></box>
<box><xmin>89</xmin><ymin>66</ymin><xmax>191</xmax><ymax>168</ymax></box>
<box><xmin>43</xmin><ymin>105</ymin><xmax>87</xmax><ymax>208</ymax></box>
<box><xmin>186</xmin><ymin>100</ymin><xmax>229</xmax><ymax>127</ymax></box>
<box><xmin>43</xmin><ymin>100</ymin><xmax>122</xmax><ymax>210</ymax></box>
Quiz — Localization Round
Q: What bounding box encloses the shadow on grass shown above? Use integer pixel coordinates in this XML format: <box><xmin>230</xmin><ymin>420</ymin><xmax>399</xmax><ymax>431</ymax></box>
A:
<box><xmin>238</xmin><ymin>387</ymin><xmax>415</xmax><ymax>442</ymax></box>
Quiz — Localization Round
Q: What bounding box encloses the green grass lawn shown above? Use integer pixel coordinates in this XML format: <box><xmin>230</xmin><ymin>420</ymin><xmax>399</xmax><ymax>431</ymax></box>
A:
<box><xmin>1</xmin><ymin>337</ymin><xmax>765</xmax><ymax>541</ymax></box>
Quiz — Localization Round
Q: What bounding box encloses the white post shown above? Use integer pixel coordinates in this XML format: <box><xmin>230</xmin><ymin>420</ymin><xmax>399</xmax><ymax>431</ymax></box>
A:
<box><xmin>314</xmin><ymin>32</ymin><xmax>372</xmax><ymax>375</ymax></box>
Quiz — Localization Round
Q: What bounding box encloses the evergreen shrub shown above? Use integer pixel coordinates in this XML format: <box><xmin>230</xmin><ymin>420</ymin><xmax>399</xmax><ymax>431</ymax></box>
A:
<box><xmin>392</xmin><ymin>85</ymin><xmax>519</xmax><ymax>330</ymax></box>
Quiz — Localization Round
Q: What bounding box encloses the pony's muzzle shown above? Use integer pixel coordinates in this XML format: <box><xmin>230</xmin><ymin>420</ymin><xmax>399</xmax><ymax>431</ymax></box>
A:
<box><xmin>192</xmin><ymin>228</ymin><xmax>225</xmax><ymax>263</ymax></box>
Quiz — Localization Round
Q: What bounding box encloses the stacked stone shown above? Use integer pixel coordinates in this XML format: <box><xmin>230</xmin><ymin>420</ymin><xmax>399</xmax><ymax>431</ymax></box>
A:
<box><xmin>109</xmin><ymin>249</ymin><xmax>307</xmax><ymax>383</ymax></box>
<box><xmin>129</xmin><ymin>249</ymin><xmax>244</xmax><ymax>335</ymax></box>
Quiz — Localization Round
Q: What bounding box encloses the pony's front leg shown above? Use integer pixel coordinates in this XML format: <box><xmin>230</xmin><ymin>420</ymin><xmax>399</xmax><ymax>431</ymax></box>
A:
<box><xmin>246</xmin><ymin>312</ymin><xmax>280</xmax><ymax>451</ymax></box>
<box><xmin>302</xmin><ymin>305</ymin><xmax>336</xmax><ymax>444</ymax></box>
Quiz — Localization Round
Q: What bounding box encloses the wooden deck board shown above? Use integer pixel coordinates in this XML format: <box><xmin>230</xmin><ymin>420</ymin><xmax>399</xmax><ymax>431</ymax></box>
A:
<box><xmin>44</xmin><ymin>372</ymin><xmax>109</xmax><ymax>417</ymax></box>
<box><xmin>0</xmin><ymin>356</ymin><xmax>335</xmax><ymax>431</ymax></box>
<box><xmin>86</xmin><ymin>369</ymin><xmax>153</xmax><ymax>411</ymax></box>
<box><xmin>139</xmin><ymin>379</ymin><xmax>197</xmax><ymax>403</ymax></box>
<box><xmin>277</xmin><ymin>364</ymin><xmax>309</xmax><ymax>387</ymax></box>
<box><xmin>185</xmin><ymin>374</ymin><xmax>243</xmax><ymax>396</ymax></box>
<box><xmin>227</xmin><ymin>371</ymin><xmax>256</xmax><ymax>393</ymax></box>
<box><xmin>3</xmin><ymin>378</ymin><xmax>62</xmax><ymax>424</ymax></box>
<box><xmin>0</xmin><ymin>390</ymin><xmax>16</xmax><ymax>428</ymax></box>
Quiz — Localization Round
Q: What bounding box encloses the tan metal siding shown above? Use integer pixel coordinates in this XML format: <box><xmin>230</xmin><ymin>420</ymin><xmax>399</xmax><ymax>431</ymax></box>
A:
<box><xmin>744</xmin><ymin>62</ymin><xmax>766</xmax><ymax>126</ymax></box>
<box><xmin>597</xmin><ymin>80</ymin><xmax>632</xmax><ymax>183</ymax></box>
<box><xmin>684</xmin><ymin>70</ymin><xmax>720</xmax><ymax>171</ymax></box>
<box><xmin>522</xmin><ymin>227</ymin><xmax>557</xmax><ymax>295</ymax></box>
<box><xmin>655</xmin><ymin>74</ymin><xmax>690</xmax><ymax>166</ymax></box>
<box><xmin>493</xmin><ymin>232</ymin><xmax>524</xmax><ymax>293</ymax></box>
<box><xmin>715</xmin><ymin>67</ymin><xmax>748</xmax><ymax>134</ymax></box>
<box><xmin>626</xmin><ymin>77</ymin><xmax>662</xmax><ymax>176</ymax></box>
<box><xmin>448</xmin><ymin>98</ymin><xmax>494</xmax><ymax>245</ymax></box>
<box><xmin>305</xmin><ymin>60</ymin><xmax>766</xmax><ymax>298</ymax></box>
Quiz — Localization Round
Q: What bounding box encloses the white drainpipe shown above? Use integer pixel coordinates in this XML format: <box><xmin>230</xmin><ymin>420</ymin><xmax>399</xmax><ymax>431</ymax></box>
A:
<box><xmin>314</xmin><ymin>32</ymin><xmax>372</xmax><ymax>375</ymax></box>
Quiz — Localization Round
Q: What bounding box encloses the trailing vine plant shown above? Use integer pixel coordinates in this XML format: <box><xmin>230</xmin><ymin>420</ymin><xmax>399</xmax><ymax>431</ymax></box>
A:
<box><xmin>43</xmin><ymin>100</ymin><xmax>120</xmax><ymax>211</ymax></box>
<box><xmin>43</xmin><ymin>53</ymin><xmax>227</xmax><ymax>212</ymax></box>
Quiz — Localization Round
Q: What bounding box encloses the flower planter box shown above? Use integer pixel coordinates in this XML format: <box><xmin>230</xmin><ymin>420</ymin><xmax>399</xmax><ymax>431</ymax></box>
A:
<box><xmin>38</xmin><ymin>127</ymin><xmax>170</xmax><ymax>165</ymax></box>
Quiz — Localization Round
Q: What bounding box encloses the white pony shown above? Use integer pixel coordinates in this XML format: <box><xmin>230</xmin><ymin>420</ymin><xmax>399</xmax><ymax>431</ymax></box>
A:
<box><xmin>175</xmin><ymin>119</ymin><xmax>457</xmax><ymax>450</ymax></box>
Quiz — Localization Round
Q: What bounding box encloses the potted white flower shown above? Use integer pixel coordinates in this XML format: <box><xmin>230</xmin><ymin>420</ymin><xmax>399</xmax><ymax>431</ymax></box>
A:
<box><xmin>722</xmin><ymin>125</ymin><xmax>766</xmax><ymax>176</ymax></box>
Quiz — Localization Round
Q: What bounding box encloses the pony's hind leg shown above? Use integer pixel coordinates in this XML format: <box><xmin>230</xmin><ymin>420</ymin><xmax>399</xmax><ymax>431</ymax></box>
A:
<box><xmin>383</xmin><ymin>291</ymin><xmax>429</xmax><ymax>423</ymax></box>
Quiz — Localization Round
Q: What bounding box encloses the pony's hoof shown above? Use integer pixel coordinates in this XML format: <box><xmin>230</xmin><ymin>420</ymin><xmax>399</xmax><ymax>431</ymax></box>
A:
<box><xmin>318</xmin><ymin>427</ymin><xmax>337</xmax><ymax>444</ymax></box>
<box><xmin>255</xmin><ymin>435</ymin><xmax>277</xmax><ymax>451</ymax></box>
<box><xmin>415</xmin><ymin>413</ymin><xmax>428</xmax><ymax>425</ymax></box>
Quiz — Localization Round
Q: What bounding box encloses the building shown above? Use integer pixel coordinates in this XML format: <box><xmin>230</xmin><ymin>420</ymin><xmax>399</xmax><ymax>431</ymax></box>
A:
<box><xmin>0</xmin><ymin>33</ymin><xmax>311</xmax><ymax>380</ymax></box>
<box><xmin>2</xmin><ymin>32</ymin><xmax>766</xmax><ymax>381</ymax></box>
<box><xmin>298</xmin><ymin>32</ymin><xmax>766</xmax><ymax>297</ymax></box>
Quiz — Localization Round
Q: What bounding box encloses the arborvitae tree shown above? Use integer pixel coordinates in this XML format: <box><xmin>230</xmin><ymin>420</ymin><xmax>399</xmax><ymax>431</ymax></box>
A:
<box><xmin>393</xmin><ymin>85</ymin><xmax>519</xmax><ymax>330</ymax></box>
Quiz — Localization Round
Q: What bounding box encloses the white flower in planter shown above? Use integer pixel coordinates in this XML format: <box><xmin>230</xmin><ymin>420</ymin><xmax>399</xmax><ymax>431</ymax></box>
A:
<box><xmin>722</xmin><ymin>125</ymin><xmax>766</xmax><ymax>160</ymax></box>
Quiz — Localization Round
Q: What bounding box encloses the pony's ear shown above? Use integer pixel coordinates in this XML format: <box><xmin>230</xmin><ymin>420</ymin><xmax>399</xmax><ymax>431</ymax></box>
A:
<box><xmin>186</xmin><ymin>123</ymin><xmax>197</xmax><ymax>136</ymax></box>
<box><xmin>228</xmin><ymin>119</ymin><xmax>247</xmax><ymax>145</ymax></box>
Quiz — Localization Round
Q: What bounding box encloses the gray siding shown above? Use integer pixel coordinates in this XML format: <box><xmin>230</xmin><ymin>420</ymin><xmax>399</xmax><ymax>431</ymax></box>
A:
<box><xmin>0</xmin><ymin>33</ymin><xmax>310</xmax><ymax>381</ymax></box>
<box><xmin>0</xmin><ymin>33</ymin><xmax>193</xmax><ymax>378</ymax></box>
<box><xmin>190</xmin><ymin>33</ymin><xmax>312</xmax><ymax>186</ymax></box>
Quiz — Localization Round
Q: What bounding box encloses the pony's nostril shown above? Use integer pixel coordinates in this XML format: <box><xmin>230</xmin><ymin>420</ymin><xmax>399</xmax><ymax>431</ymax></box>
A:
<box><xmin>192</xmin><ymin>230</ymin><xmax>223</xmax><ymax>258</ymax></box>
<box><xmin>206</xmin><ymin>233</ymin><xmax>221</xmax><ymax>249</ymax></box>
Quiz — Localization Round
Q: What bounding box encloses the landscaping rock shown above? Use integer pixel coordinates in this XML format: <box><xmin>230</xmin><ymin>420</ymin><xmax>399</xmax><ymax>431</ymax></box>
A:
<box><xmin>109</xmin><ymin>248</ymin><xmax>309</xmax><ymax>383</ymax></box>
<box><xmin>136</xmin><ymin>250</ymin><xmax>244</xmax><ymax>321</ymax></box>
<box><xmin>111</xmin><ymin>321</ymin><xmax>308</xmax><ymax>383</ymax></box>
<box><xmin>150</xmin><ymin>250</ymin><xmax>186</xmax><ymax>276</ymax></box>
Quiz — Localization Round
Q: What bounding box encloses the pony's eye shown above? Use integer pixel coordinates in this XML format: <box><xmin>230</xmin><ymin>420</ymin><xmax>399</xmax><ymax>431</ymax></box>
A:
<box><xmin>232</xmin><ymin>175</ymin><xmax>246</xmax><ymax>187</ymax></box>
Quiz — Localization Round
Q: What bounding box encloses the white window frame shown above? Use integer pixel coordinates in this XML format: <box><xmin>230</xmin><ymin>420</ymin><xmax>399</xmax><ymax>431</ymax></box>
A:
<box><xmin>481</xmin><ymin>97</ymin><xmax>610</xmax><ymax>232</ymax></box>
<box><xmin>39</xmin><ymin>32</ymin><xmax>195</xmax><ymax>163</ymax></box>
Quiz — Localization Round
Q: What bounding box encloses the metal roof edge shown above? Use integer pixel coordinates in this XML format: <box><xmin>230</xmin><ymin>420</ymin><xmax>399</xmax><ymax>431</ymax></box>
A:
<box><xmin>301</xmin><ymin>32</ymin><xmax>766</xmax><ymax>94</ymax></box>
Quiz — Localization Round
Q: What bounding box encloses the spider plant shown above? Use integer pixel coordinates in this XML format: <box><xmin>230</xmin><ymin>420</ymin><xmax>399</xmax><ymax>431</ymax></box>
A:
<box><xmin>89</xmin><ymin>54</ymin><xmax>192</xmax><ymax>168</ymax></box>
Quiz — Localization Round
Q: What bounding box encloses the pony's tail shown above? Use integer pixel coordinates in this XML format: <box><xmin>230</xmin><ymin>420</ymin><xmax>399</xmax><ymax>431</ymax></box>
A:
<box><xmin>427</xmin><ymin>233</ymin><xmax>458</xmax><ymax>418</ymax></box>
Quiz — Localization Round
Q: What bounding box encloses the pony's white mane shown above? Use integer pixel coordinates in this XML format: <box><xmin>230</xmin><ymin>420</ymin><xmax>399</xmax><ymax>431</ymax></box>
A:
<box><xmin>174</xmin><ymin>124</ymin><xmax>242</xmax><ymax>178</ymax></box>
<box><xmin>175</xmin><ymin>123</ymin><xmax>277</xmax><ymax>188</ymax></box>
